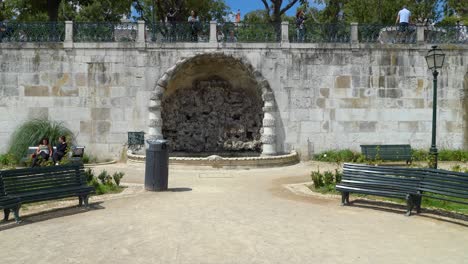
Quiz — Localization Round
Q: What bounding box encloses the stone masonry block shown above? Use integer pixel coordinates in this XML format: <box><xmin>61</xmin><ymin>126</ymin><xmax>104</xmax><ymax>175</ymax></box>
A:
<box><xmin>24</xmin><ymin>86</ymin><xmax>49</xmax><ymax>96</ymax></box>
<box><xmin>91</xmin><ymin>108</ymin><xmax>111</xmax><ymax>120</ymax></box>
<box><xmin>335</xmin><ymin>76</ymin><xmax>351</xmax><ymax>89</ymax></box>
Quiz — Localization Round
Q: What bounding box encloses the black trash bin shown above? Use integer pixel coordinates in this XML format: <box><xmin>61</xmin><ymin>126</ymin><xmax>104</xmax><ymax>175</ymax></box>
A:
<box><xmin>145</xmin><ymin>139</ymin><xmax>169</xmax><ymax>191</ymax></box>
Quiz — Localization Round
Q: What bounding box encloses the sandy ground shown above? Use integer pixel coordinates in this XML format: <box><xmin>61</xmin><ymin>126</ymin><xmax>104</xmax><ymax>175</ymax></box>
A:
<box><xmin>0</xmin><ymin>161</ymin><xmax>467</xmax><ymax>264</ymax></box>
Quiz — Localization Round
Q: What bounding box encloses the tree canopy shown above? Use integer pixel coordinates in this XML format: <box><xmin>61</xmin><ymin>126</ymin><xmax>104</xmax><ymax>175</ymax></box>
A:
<box><xmin>132</xmin><ymin>0</ymin><xmax>230</xmax><ymax>23</ymax></box>
<box><xmin>1</xmin><ymin>0</ymin><xmax>133</xmax><ymax>22</ymax></box>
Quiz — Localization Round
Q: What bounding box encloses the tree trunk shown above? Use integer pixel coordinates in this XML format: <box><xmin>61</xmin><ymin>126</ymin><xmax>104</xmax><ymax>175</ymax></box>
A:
<box><xmin>47</xmin><ymin>0</ymin><xmax>61</xmax><ymax>21</ymax></box>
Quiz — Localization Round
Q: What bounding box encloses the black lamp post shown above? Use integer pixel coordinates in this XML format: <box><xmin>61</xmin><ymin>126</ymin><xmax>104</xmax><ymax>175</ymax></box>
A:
<box><xmin>425</xmin><ymin>45</ymin><xmax>445</xmax><ymax>169</ymax></box>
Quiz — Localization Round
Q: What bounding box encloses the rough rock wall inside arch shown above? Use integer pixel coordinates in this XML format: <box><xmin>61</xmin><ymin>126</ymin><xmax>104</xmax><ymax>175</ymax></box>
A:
<box><xmin>162</xmin><ymin>76</ymin><xmax>263</xmax><ymax>153</ymax></box>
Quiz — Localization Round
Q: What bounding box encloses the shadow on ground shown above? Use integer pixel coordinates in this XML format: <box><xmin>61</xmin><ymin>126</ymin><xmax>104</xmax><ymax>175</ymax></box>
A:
<box><xmin>167</xmin><ymin>187</ymin><xmax>192</xmax><ymax>192</ymax></box>
<box><xmin>0</xmin><ymin>202</ymin><xmax>105</xmax><ymax>232</ymax></box>
<box><xmin>350</xmin><ymin>199</ymin><xmax>468</xmax><ymax>227</ymax></box>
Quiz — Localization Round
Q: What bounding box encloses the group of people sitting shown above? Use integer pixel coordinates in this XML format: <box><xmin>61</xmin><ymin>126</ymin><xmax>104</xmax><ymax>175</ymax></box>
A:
<box><xmin>31</xmin><ymin>136</ymin><xmax>68</xmax><ymax>167</ymax></box>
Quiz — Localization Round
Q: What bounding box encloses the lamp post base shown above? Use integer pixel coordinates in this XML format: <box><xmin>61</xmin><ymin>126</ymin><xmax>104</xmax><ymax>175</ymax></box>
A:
<box><xmin>429</xmin><ymin>146</ymin><xmax>438</xmax><ymax>169</ymax></box>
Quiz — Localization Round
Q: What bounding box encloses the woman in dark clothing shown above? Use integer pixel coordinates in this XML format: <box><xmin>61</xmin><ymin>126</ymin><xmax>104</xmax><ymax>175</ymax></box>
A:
<box><xmin>31</xmin><ymin>138</ymin><xmax>53</xmax><ymax>167</ymax></box>
<box><xmin>53</xmin><ymin>135</ymin><xmax>68</xmax><ymax>165</ymax></box>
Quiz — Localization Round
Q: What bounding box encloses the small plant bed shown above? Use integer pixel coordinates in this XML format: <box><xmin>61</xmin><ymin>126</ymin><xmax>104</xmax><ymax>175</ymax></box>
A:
<box><xmin>308</xmin><ymin>168</ymin><xmax>468</xmax><ymax>215</ymax></box>
<box><xmin>84</xmin><ymin>168</ymin><xmax>125</xmax><ymax>195</ymax></box>
<box><xmin>313</xmin><ymin>149</ymin><xmax>468</xmax><ymax>164</ymax></box>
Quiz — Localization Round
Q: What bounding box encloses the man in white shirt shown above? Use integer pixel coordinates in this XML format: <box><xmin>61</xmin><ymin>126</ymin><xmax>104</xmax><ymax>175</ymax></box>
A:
<box><xmin>396</xmin><ymin>6</ymin><xmax>411</xmax><ymax>32</ymax></box>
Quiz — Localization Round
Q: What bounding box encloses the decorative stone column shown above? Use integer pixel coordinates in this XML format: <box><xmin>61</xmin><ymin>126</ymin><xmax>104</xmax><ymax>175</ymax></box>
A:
<box><xmin>210</xmin><ymin>21</ymin><xmax>217</xmax><ymax>43</ymax></box>
<box><xmin>261</xmin><ymin>91</ymin><xmax>277</xmax><ymax>156</ymax></box>
<box><xmin>281</xmin><ymin>21</ymin><xmax>289</xmax><ymax>44</ymax></box>
<box><xmin>137</xmin><ymin>20</ymin><xmax>146</xmax><ymax>46</ymax></box>
<box><xmin>417</xmin><ymin>23</ymin><xmax>425</xmax><ymax>44</ymax></box>
<box><xmin>64</xmin><ymin>21</ymin><xmax>73</xmax><ymax>49</ymax></box>
<box><xmin>350</xmin><ymin>22</ymin><xmax>359</xmax><ymax>44</ymax></box>
<box><xmin>148</xmin><ymin>84</ymin><xmax>164</xmax><ymax>141</ymax></box>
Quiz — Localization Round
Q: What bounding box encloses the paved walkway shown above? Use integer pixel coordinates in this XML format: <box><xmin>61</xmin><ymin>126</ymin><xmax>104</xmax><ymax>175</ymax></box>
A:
<box><xmin>1</xmin><ymin>162</ymin><xmax>468</xmax><ymax>264</ymax></box>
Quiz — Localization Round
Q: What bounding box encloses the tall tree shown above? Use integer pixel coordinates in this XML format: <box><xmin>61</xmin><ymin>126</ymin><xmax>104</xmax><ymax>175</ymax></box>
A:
<box><xmin>260</xmin><ymin>0</ymin><xmax>307</xmax><ymax>23</ymax></box>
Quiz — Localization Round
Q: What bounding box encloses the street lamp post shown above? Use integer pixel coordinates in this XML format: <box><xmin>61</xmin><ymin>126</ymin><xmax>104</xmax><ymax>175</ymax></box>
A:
<box><xmin>425</xmin><ymin>45</ymin><xmax>445</xmax><ymax>169</ymax></box>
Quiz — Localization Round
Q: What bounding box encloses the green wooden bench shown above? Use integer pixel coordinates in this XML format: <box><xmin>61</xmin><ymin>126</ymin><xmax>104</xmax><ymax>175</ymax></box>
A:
<box><xmin>360</xmin><ymin>144</ymin><xmax>412</xmax><ymax>164</ymax></box>
<box><xmin>0</xmin><ymin>164</ymin><xmax>94</xmax><ymax>223</ymax></box>
<box><xmin>413</xmin><ymin>168</ymin><xmax>468</xmax><ymax>213</ymax></box>
<box><xmin>336</xmin><ymin>163</ymin><xmax>423</xmax><ymax>216</ymax></box>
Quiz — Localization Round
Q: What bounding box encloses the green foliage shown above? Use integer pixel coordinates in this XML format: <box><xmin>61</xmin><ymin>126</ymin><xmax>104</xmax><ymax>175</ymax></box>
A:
<box><xmin>312</xmin><ymin>0</ymin><xmax>452</xmax><ymax>24</ymax></box>
<box><xmin>133</xmin><ymin>0</ymin><xmax>230</xmax><ymax>23</ymax></box>
<box><xmin>97</xmin><ymin>170</ymin><xmax>109</xmax><ymax>185</ymax></box>
<box><xmin>310</xmin><ymin>169</ymin><xmax>342</xmax><ymax>193</ymax></box>
<box><xmin>82</xmin><ymin>153</ymin><xmax>97</xmax><ymax>164</ymax></box>
<box><xmin>313</xmin><ymin>149</ymin><xmax>365</xmax><ymax>163</ymax></box>
<box><xmin>86</xmin><ymin>168</ymin><xmax>124</xmax><ymax>195</ymax></box>
<box><xmin>0</xmin><ymin>153</ymin><xmax>17</xmax><ymax>169</ymax></box>
<box><xmin>311</xmin><ymin>171</ymin><xmax>324</xmax><ymax>188</ymax></box>
<box><xmin>112</xmin><ymin>172</ymin><xmax>125</xmax><ymax>186</ymax></box>
<box><xmin>8</xmin><ymin>119</ymin><xmax>74</xmax><ymax>161</ymax></box>
<box><xmin>438</xmin><ymin>149</ymin><xmax>468</xmax><ymax>162</ymax></box>
<box><xmin>2</xmin><ymin>0</ymin><xmax>133</xmax><ymax>22</ymax></box>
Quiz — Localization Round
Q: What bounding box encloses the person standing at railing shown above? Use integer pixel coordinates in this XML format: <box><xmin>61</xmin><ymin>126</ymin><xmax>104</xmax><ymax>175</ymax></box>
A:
<box><xmin>396</xmin><ymin>6</ymin><xmax>411</xmax><ymax>32</ymax></box>
<box><xmin>395</xmin><ymin>5</ymin><xmax>411</xmax><ymax>43</ymax></box>
<box><xmin>188</xmin><ymin>10</ymin><xmax>199</xmax><ymax>42</ymax></box>
<box><xmin>296</xmin><ymin>10</ymin><xmax>307</xmax><ymax>42</ymax></box>
<box><xmin>167</xmin><ymin>8</ymin><xmax>178</xmax><ymax>42</ymax></box>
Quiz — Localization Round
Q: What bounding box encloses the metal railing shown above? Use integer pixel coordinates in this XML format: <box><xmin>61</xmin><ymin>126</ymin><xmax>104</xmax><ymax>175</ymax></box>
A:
<box><xmin>0</xmin><ymin>22</ymin><xmax>65</xmax><ymax>42</ymax></box>
<box><xmin>358</xmin><ymin>24</ymin><xmax>417</xmax><ymax>43</ymax></box>
<box><xmin>73</xmin><ymin>22</ymin><xmax>137</xmax><ymax>42</ymax></box>
<box><xmin>427</xmin><ymin>25</ymin><xmax>468</xmax><ymax>44</ymax></box>
<box><xmin>289</xmin><ymin>23</ymin><xmax>350</xmax><ymax>43</ymax></box>
<box><xmin>147</xmin><ymin>22</ymin><xmax>210</xmax><ymax>42</ymax></box>
<box><xmin>217</xmin><ymin>23</ymin><xmax>280</xmax><ymax>43</ymax></box>
<box><xmin>0</xmin><ymin>20</ymin><xmax>467</xmax><ymax>45</ymax></box>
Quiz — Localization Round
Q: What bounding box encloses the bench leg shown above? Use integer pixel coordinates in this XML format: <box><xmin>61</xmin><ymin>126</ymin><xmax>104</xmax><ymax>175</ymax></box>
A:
<box><xmin>13</xmin><ymin>206</ymin><xmax>21</xmax><ymax>224</ymax></box>
<box><xmin>341</xmin><ymin>192</ymin><xmax>350</xmax><ymax>206</ymax></box>
<box><xmin>3</xmin><ymin>208</ymin><xmax>10</xmax><ymax>221</ymax></box>
<box><xmin>415</xmin><ymin>195</ymin><xmax>422</xmax><ymax>214</ymax></box>
<box><xmin>405</xmin><ymin>194</ymin><xmax>415</xmax><ymax>216</ymax></box>
<box><xmin>78</xmin><ymin>196</ymin><xmax>83</xmax><ymax>206</ymax></box>
<box><xmin>83</xmin><ymin>195</ymin><xmax>90</xmax><ymax>208</ymax></box>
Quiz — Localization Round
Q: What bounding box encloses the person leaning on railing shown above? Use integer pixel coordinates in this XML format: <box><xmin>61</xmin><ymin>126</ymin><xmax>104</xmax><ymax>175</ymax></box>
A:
<box><xmin>167</xmin><ymin>8</ymin><xmax>178</xmax><ymax>42</ymax></box>
<box><xmin>188</xmin><ymin>10</ymin><xmax>200</xmax><ymax>42</ymax></box>
<box><xmin>395</xmin><ymin>5</ymin><xmax>411</xmax><ymax>33</ymax></box>
<box><xmin>296</xmin><ymin>10</ymin><xmax>306</xmax><ymax>42</ymax></box>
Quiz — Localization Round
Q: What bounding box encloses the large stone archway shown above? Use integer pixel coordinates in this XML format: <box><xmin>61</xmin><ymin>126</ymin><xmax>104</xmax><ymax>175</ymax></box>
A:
<box><xmin>148</xmin><ymin>53</ymin><xmax>278</xmax><ymax>156</ymax></box>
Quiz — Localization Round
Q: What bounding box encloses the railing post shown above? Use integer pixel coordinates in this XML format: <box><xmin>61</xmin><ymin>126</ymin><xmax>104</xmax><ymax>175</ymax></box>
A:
<box><xmin>210</xmin><ymin>21</ymin><xmax>217</xmax><ymax>43</ymax></box>
<box><xmin>281</xmin><ymin>21</ymin><xmax>289</xmax><ymax>44</ymax></box>
<box><xmin>137</xmin><ymin>20</ymin><xmax>146</xmax><ymax>47</ymax></box>
<box><xmin>64</xmin><ymin>21</ymin><xmax>73</xmax><ymax>49</ymax></box>
<box><xmin>351</xmin><ymin>22</ymin><xmax>359</xmax><ymax>44</ymax></box>
<box><xmin>417</xmin><ymin>23</ymin><xmax>425</xmax><ymax>44</ymax></box>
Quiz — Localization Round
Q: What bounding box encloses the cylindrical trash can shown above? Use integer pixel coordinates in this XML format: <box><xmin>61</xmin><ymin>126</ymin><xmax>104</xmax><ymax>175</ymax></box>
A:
<box><xmin>145</xmin><ymin>139</ymin><xmax>169</xmax><ymax>191</ymax></box>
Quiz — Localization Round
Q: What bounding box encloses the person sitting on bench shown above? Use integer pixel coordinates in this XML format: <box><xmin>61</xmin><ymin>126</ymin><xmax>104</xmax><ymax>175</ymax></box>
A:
<box><xmin>31</xmin><ymin>138</ymin><xmax>53</xmax><ymax>167</ymax></box>
<box><xmin>53</xmin><ymin>135</ymin><xmax>68</xmax><ymax>165</ymax></box>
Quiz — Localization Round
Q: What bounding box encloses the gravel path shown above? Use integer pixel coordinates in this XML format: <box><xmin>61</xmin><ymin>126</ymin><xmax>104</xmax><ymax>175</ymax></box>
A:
<box><xmin>1</xmin><ymin>161</ymin><xmax>467</xmax><ymax>264</ymax></box>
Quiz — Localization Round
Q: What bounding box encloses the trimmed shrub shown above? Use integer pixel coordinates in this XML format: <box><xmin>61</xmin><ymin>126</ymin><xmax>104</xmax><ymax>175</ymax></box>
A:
<box><xmin>112</xmin><ymin>172</ymin><xmax>125</xmax><ymax>186</ymax></box>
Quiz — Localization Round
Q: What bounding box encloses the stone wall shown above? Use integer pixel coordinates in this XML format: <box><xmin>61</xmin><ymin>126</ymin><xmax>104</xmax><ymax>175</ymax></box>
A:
<box><xmin>0</xmin><ymin>42</ymin><xmax>466</xmax><ymax>159</ymax></box>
